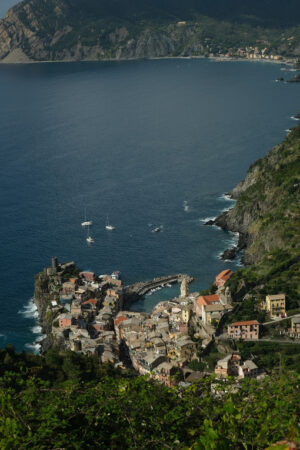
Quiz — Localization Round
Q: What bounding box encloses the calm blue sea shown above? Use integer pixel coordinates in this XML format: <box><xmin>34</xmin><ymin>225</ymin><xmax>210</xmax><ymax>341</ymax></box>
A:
<box><xmin>0</xmin><ymin>59</ymin><xmax>299</xmax><ymax>352</ymax></box>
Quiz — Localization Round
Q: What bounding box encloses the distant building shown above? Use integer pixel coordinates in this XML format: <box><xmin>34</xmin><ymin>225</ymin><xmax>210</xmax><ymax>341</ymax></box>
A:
<box><xmin>265</xmin><ymin>294</ymin><xmax>286</xmax><ymax>318</ymax></box>
<box><xmin>288</xmin><ymin>316</ymin><xmax>300</xmax><ymax>338</ymax></box>
<box><xmin>238</xmin><ymin>360</ymin><xmax>260</xmax><ymax>379</ymax></box>
<box><xmin>79</xmin><ymin>271</ymin><xmax>95</xmax><ymax>282</ymax></box>
<box><xmin>215</xmin><ymin>354</ymin><xmax>241</xmax><ymax>378</ymax></box>
<box><xmin>58</xmin><ymin>313</ymin><xmax>73</xmax><ymax>329</ymax></box>
<box><xmin>228</xmin><ymin>320</ymin><xmax>260</xmax><ymax>340</ymax></box>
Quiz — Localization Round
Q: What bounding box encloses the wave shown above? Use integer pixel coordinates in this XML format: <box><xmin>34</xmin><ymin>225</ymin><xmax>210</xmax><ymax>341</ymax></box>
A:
<box><xmin>35</xmin><ymin>334</ymin><xmax>46</xmax><ymax>343</ymax></box>
<box><xmin>200</xmin><ymin>216</ymin><xmax>217</xmax><ymax>223</ymax></box>
<box><xmin>18</xmin><ymin>298</ymin><xmax>38</xmax><ymax>319</ymax></box>
<box><xmin>218</xmin><ymin>193</ymin><xmax>235</xmax><ymax>202</ymax></box>
<box><xmin>31</xmin><ymin>325</ymin><xmax>42</xmax><ymax>334</ymax></box>
<box><xmin>0</xmin><ymin>333</ymin><xmax>5</xmax><ymax>338</ymax></box>
<box><xmin>25</xmin><ymin>342</ymin><xmax>41</xmax><ymax>354</ymax></box>
<box><xmin>290</xmin><ymin>116</ymin><xmax>299</xmax><ymax>121</ymax></box>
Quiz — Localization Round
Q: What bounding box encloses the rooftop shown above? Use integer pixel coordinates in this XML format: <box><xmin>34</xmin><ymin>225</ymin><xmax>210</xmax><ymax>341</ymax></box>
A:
<box><xmin>230</xmin><ymin>320</ymin><xmax>259</xmax><ymax>326</ymax></box>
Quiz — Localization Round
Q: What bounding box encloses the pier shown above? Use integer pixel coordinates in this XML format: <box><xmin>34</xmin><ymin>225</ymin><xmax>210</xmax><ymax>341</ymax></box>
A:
<box><xmin>124</xmin><ymin>274</ymin><xmax>193</xmax><ymax>300</ymax></box>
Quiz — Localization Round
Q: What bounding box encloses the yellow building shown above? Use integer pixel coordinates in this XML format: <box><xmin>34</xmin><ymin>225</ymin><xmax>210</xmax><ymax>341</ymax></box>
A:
<box><xmin>181</xmin><ymin>308</ymin><xmax>190</xmax><ymax>323</ymax></box>
<box><xmin>265</xmin><ymin>294</ymin><xmax>286</xmax><ymax>318</ymax></box>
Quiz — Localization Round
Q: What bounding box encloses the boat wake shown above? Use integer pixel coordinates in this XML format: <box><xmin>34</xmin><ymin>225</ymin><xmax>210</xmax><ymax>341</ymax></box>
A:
<box><xmin>183</xmin><ymin>200</ymin><xmax>190</xmax><ymax>212</ymax></box>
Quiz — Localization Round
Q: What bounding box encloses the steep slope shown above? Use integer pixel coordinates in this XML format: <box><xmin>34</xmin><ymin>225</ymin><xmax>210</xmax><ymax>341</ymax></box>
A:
<box><xmin>0</xmin><ymin>0</ymin><xmax>300</xmax><ymax>62</ymax></box>
<box><xmin>215</xmin><ymin>122</ymin><xmax>300</xmax><ymax>306</ymax></box>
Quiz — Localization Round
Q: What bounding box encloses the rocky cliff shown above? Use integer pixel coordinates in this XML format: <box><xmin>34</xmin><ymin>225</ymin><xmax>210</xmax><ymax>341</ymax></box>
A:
<box><xmin>215</xmin><ymin>121</ymin><xmax>300</xmax><ymax>265</ymax></box>
<box><xmin>0</xmin><ymin>0</ymin><xmax>300</xmax><ymax>63</ymax></box>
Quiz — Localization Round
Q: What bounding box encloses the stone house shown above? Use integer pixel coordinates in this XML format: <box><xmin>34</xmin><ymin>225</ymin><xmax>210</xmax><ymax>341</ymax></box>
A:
<box><xmin>70</xmin><ymin>301</ymin><xmax>82</xmax><ymax>318</ymax></box>
<box><xmin>238</xmin><ymin>360</ymin><xmax>260</xmax><ymax>379</ymax></box>
<box><xmin>142</xmin><ymin>353</ymin><xmax>167</xmax><ymax>372</ymax></box>
<box><xmin>201</xmin><ymin>303</ymin><xmax>229</xmax><ymax>325</ymax></box>
<box><xmin>214</xmin><ymin>354</ymin><xmax>241</xmax><ymax>378</ymax></box>
<box><xmin>153</xmin><ymin>362</ymin><xmax>177</xmax><ymax>386</ymax></box>
<box><xmin>227</xmin><ymin>320</ymin><xmax>260</xmax><ymax>340</ymax></box>
<box><xmin>194</xmin><ymin>294</ymin><xmax>220</xmax><ymax>318</ymax></box>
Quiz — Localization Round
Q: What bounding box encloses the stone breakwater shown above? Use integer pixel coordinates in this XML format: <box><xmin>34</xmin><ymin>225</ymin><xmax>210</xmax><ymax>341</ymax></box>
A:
<box><xmin>125</xmin><ymin>274</ymin><xmax>194</xmax><ymax>301</ymax></box>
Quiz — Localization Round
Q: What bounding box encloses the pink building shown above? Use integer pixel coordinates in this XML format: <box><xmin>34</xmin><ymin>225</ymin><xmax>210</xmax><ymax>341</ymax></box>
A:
<box><xmin>228</xmin><ymin>320</ymin><xmax>260</xmax><ymax>340</ymax></box>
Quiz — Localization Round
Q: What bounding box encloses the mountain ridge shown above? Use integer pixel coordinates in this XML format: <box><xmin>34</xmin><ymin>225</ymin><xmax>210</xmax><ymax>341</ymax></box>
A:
<box><xmin>1</xmin><ymin>0</ymin><xmax>300</xmax><ymax>63</ymax></box>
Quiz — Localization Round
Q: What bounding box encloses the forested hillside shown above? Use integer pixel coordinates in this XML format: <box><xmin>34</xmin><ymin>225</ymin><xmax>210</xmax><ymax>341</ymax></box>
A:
<box><xmin>0</xmin><ymin>346</ymin><xmax>299</xmax><ymax>449</ymax></box>
<box><xmin>0</xmin><ymin>0</ymin><xmax>300</xmax><ymax>62</ymax></box>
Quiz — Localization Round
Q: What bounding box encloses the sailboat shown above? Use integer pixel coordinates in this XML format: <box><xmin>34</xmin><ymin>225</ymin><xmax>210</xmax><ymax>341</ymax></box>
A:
<box><xmin>86</xmin><ymin>225</ymin><xmax>95</xmax><ymax>244</ymax></box>
<box><xmin>81</xmin><ymin>208</ymin><xmax>93</xmax><ymax>227</ymax></box>
<box><xmin>105</xmin><ymin>216</ymin><xmax>115</xmax><ymax>231</ymax></box>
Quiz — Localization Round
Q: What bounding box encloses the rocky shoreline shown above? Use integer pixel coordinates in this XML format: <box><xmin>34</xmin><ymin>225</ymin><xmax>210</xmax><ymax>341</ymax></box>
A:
<box><xmin>205</xmin><ymin>116</ymin><xmax>300</xmax><ymax>266</ymax></box>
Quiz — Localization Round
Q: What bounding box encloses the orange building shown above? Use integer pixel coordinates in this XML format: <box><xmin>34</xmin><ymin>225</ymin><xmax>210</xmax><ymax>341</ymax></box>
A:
<box><xmin>215</xmin><ymin>269</ymin><xmax>233</xmax><ymax>288</ymax></box>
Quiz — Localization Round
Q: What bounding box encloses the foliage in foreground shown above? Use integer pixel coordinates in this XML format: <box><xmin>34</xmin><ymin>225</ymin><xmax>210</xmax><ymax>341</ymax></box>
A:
<box><xmin>0</xmin><ymin>347</ymin><xmax>299</xmax><ymax>449</ymax></box>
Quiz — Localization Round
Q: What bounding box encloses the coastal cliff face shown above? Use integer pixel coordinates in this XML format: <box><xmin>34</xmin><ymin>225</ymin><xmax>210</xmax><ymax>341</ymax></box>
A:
<box><xmin>215</xmin><ymin>120</ymin><xmax>300</xmax><ymax>306</ymax></box>
<box><xmin>216</xmin><ymin>122</ymin><xmax>300</xmax><ymax>265</ymax></box>
<box><xmin>0</xmin><ymin>0</ymin><xmax>300</xmax><ymax>63</ymax></box>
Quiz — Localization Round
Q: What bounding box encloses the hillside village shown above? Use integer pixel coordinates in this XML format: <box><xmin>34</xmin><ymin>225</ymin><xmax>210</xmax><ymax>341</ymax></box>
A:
<box><xmin>35</xmin><ymin>258</ymin><xmax>300</xmax><ymax>386</ymax></box>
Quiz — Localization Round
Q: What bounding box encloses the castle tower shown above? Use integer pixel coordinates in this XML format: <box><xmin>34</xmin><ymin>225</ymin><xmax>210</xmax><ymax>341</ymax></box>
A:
<box><xmin>52</xmin><ymin>257</ymin><xmax>58</xmax><ymax>272</ymax></box>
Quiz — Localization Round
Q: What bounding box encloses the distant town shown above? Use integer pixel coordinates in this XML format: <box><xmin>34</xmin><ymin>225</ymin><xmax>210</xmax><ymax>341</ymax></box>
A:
<box><xmin>34</xmin><ymin>258</ymin><xmax>300</xmax><ymax>387</ymax></box>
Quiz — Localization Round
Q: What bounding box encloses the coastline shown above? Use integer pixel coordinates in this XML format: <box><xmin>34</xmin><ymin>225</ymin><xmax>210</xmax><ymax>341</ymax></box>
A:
<box><xmin>0</xmin><ymin>53</ymin><xmax>296</xmax><ymax>67</ymax></box>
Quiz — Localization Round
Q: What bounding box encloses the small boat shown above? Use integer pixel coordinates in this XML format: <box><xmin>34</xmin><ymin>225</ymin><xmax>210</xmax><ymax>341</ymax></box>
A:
<box><xmin>81</xmin><ymin>208</ymin><xmax>93</xmax><ymax>227</ymax></box>
<box><xmin>105</xmin><ymin>216</ymin><xmax>115</xmax><ymax>231</ymax></box>
<box><xmin>152</xmin><ymin>226</ymin><xmax>162</xmax><ymax>233</ymax></box>
<box><xmin>86</xmin><ymin>225</ymin><xmax>95</xmax><ymax>244</ymax></box>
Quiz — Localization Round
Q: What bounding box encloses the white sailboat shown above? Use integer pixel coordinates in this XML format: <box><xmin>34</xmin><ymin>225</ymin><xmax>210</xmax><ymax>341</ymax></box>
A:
<box><xmin>86</xmin><ymin>225</ymin><xmax>95</xmax><ymax>244</ymax></box>
<box><xmin>105</xmin><ymin>216</ymin><xmax>115</xmax><ymax>231</ymax></box>
<box><xmin>81</xmin><ymin>208</ymin><xmax>93</xmax><ymax>227</ymax></box>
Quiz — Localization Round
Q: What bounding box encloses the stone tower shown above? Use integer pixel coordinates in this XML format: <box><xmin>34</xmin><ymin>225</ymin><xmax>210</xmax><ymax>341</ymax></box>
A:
<box><xmin>180</xmin><ymin>277</ymin><xmax>189</xmax><ymax>298</ymax></box>
<box><xmin>52</xmin><ymin>257</ymin><xmax>58</xmax><ymax>272</ymax></box>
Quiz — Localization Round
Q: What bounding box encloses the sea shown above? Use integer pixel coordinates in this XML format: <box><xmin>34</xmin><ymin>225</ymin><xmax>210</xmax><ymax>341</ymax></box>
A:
<box><xmin>0</xmin><ymin>58</ymin><xmax>299</xmax><ymax>352</ymax></box>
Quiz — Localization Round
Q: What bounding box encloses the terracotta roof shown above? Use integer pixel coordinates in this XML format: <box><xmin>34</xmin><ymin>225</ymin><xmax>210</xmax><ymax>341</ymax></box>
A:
<box><xmin>230</xmin><ymin>320</ymin><xmax>259</xmax><ymax>326</ymax></box>
<box><xmin>216</xmin><ymin>269</ymin><xmax>233</xmax><ymax>282</ymax></box>
<box><xmin>196</xmin><ymin>294</ymin><xmax>220</xmax><ymax>307</ymax></box>
<box><xmin>114</xmin><ymin>316</ymin><xmax>127</xmax><ymax>326</ymax></box>
<box><xmin>82</xmin><ymin>298</ymin><xmax>97</xmax><ymax>305</ymax></box>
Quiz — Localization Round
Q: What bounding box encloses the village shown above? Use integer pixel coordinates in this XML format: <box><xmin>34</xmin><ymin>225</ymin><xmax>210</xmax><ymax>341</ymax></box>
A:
<box><xmin>38</xmin><ymin>258</ymin><xmax>300</xmax><ymax>386</ymax></box>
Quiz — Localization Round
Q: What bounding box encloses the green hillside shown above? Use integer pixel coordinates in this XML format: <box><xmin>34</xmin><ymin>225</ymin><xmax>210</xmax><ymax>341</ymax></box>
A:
<box><xmin>0</xmin><ymin>346</ymin><xmax>299</xmax><ymax>449</ymax></box>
